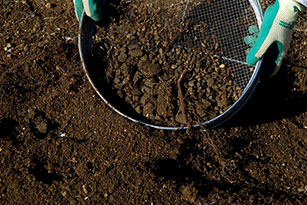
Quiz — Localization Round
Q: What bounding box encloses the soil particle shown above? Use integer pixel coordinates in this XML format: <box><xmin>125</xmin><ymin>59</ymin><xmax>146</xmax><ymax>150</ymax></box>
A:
<box><xmin>143</xmin><ymin>103</ymin><xmax>155</xmax><ymax>117</ymax></box>
<box><xmin>117</xmin><ymin>52</ymin><xmax>128</xmax><ymax>63</ymax></box>
<box><xmin>35</xmin><ymin>121</ymin><xmax>48</xmax><ymax>134</ymax></box>
<box><xmin>129</xmin><ymin>49</ymin><xmax>143</xmax><ymax>58</ymax></box>
<box><xmin>176</xmin><ymin>112</ymin><xmax>185</xmax><ymax>124</ymax></box>
<box><xmin>180</xmin><ymin>184</ymin><xmax>198</xmax><ymax>203</ymax></box>
<box><xmin>45</xmin><ymin>2</ymin><xmax>52</xmax><ymax>9</ymax></box>
<box><xmin>195</xmin><ymin>100</ymin><xmax>211</xmax><ymax>118</ymax></box>
<box><xmin>216</xmin><ymin>95</ymin><xmax>230</xmax><ymax>108</ymax></box>
<box><xmin>138</xmin><ymin>60</ymin><xmax>161</xmax><ymax>78</ymax></box>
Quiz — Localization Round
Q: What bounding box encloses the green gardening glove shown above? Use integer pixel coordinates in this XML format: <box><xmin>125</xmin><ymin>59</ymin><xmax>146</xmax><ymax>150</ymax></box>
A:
<box><xmin>246</xmin><ymin>0</ymin><xmax>305</xmax><ymax>76</ymax></box>
<box><xmin>74</xmin><ymin>0</ymin><xmax>106</xmax><ymax>22</ymax></box>
<box><xmin>244</xmin><ymin>25</ymin><xmax>260</xmax><ymax>49</ymax></box>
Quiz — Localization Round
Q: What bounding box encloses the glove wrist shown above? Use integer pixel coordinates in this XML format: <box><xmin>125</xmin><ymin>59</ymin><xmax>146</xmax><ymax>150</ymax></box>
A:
<box><xmin>280</xmin><ymin>0</ymin><xmax>305</xmax><ymax>12</ymax></box>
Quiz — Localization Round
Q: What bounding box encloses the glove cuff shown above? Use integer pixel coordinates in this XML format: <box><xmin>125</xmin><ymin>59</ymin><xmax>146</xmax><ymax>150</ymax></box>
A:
<box><xmin>280</xmin><ymin>0</ymin><xmax>305</xmax><ymax>12</ymax></box>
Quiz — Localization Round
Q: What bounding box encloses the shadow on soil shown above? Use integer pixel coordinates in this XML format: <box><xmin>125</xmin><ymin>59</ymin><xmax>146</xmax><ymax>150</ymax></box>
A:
<box><xmin>29</xmin><ymin>110</ymin><xmax>60</xmax><ymax>139</ymax></box>
<box><xmin>229</xmin><ymin>69</ymin><xmax>306</xmax><ymax>128</ymax></box>
<box><xmin>146</xmin><ymin>49</ymin><xmax>306</xmax><ymax>201</ymax></box>
<box><xmin>147</xmin><ymin>136</ymin><xmax>305</xmax><ymax>202</ymax></box>
<box><xmin>226</xmin><ymin>44</ymin><xmax>307</xmax><ymax>128</ymax></box>
<box><xmin>0</xmin><ymin>117</ymin><xmax>20</xmax><ymax>146</ymax></box>
<box><xmin>29</xmin><ymin>155</ymin><xmax>63</xmax><ymax>185</ymax></box>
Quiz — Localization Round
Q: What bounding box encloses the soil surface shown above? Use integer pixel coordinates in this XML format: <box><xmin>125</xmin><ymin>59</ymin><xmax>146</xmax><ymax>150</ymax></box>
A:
<box><xmin>0</xmin><ymin>0</ymin><xmax>306</xmax><ymax>204</ymax></box>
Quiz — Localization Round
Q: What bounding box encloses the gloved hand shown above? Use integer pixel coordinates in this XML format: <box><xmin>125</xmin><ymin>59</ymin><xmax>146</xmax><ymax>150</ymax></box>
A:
<box><xmin>246</xmin><ymin>0</ymin><xmax>305</xmax><ymax>76</ymax></box>
<box><xmin>74</xmin><ymin>0</ymin><xmax>106</xmax><ymax>22</ymax></box>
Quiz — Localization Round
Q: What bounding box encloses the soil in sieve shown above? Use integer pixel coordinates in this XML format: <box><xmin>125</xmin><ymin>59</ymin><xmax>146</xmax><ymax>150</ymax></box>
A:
<box><xmin>90</xmin><ymin>0</ymin><xmax>243</xmax><ymax>127</ymax></box>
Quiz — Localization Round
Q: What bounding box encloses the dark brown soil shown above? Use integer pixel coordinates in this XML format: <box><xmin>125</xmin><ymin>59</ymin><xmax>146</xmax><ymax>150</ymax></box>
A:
<box><xmin>0</xmin><ymin>0</ymin><xmax>306</xmax><ymax>204</ymax></box>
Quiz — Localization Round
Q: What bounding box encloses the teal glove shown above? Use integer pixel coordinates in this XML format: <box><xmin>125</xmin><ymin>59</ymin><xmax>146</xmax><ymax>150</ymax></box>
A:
<box><xmin>244</xmin><ymin>25</ymin><xmax>260</xmax><ymax>48</ymax></box>
<box><xmin>74</xmin><ymin>0</ymin><xmax>105</xmax><ymax>22</ymax></box>
<box><xmin>246</xmin><ymin>0</ymin><xmax>305</xmax><ymax>76</ymax></box>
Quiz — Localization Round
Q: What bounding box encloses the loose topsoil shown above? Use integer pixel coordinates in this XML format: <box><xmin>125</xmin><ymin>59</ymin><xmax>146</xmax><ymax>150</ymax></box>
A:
<box><xmin>0</xmin><ymin>0</ymin><xmax>306</xmax><ymax>204</ymax></box>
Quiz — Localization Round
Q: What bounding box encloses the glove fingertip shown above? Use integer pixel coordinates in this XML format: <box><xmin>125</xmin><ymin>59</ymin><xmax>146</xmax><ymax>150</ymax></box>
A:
<box><xmin>74</xmin><ymin>0</ymin><xmax>84</xmax><ymax>22</ymax></box>
<box><xmin>91</xmin><ymin>12</ymin><xmax>103</xmax><ymax>22</ymax></box>
<box><xmin>244</xmin><ymin>36</ymin><xmax>257</xmax><ymax>47</ymax></box>
<box><xmin>244</xmin><ymin>36</ymin><xmax>250</xmax><ymax>44</ymax></box>
<box><xmin>246</xmin><ymin>52</ymin><xmax>259</xmax><ymax>66</ymax></box>
<box><xmin>77</xmin><ymin>12</ymin><xmax>82</xmax><ymax>22</ymax></box>
<box><xmin>248</xmin><ymin>25</ymin><xmax>259</xmax><ymax>34</ymax></box>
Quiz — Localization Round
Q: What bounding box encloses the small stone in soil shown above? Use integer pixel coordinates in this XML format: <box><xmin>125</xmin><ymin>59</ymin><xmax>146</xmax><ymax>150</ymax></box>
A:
<box><xmin>118</xmin><ymin>52</ymin><xmax>128</xmax><ymax>63</ymax></box>
<box><xmin>180</xmin><ymin>184</ymin><xmax>198</xmax><ymax>203</ymax></box>
<box><xmin>175</xmin><ymin>112</ymin><xmax>185</xmax><ymax>124</ymax></box>
<box><xmin>129</xmin><ymin>49</ymin><xmax>143</xmax><ymax>57</ymax></box>
<box><xmin>138</xmin><ymin>60</ymin><xmax>161</xmax><ymax>78</ymax></box>
<box><xmin>45</xmin><ymin>2</ymin><xmax>52</xmax><ymax>9</ymax></box>
<box><xmin>36</xmin><ymin>121</ymin><xmax>48</xmax><ymax>133</ymax></box>
<box><xmin>216</xmin><ymin>95</ymin><xmax>229</xmax><ymax>108</ymax></box>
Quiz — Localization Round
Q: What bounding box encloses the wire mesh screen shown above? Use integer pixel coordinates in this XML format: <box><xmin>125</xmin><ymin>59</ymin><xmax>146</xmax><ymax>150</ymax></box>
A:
<box><xmin>178</xmin><ymin>0</ymin><xmax>258</xmax><ymax>88</ymax></box>
<box><xmin>131</xmin><ymin>0</ymin><xmax>258</xmax><ymax>89</ymax></box>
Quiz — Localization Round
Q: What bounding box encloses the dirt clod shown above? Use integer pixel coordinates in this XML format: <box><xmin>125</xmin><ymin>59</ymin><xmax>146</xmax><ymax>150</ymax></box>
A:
<box><xmin>180</xmin><ymin>184</ymin><xmax>198</xmax><ymax>203</ymax></box>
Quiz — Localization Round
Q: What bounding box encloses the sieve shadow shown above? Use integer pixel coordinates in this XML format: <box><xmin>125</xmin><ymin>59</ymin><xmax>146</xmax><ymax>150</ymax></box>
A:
<box><xmin>0</xmin><ymin>117</ymin><xmax>20</xmax><ymax>146</ymax></box>
<box><xmin>96</xmin><ymin>0</ymin><xmax>124</xmax><ymax>28</ymax></box>
<box><xmin>29</xmin><ymin>155</ymin><xmax>63</xmax><ymax>185</ymax></box>
<box><xmin>225</xmin><ymin>44</ymin><xmax>307</xmax><ymax>128</ymax></box>
<box><xmin>147</xmin><ymin>135</ymin><xmax>304</xmax><ymax>202</ymax></box>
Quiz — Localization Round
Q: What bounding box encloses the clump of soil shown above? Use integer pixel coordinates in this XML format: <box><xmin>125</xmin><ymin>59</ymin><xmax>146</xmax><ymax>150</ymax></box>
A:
<box><xmin>91</xmin><ymin>1</ymin><xmax>243</xmax><ymax>126</ymax></box>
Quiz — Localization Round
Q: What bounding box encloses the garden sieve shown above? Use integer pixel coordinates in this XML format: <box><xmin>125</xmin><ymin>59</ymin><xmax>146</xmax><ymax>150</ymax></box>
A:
<box><xmin>78</xmin><ymin>0</ymin><xmax>264</xmax><ymax>130</ymax></box>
